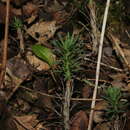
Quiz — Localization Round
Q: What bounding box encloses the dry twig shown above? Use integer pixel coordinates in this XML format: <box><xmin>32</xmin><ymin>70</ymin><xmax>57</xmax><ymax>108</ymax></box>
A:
<box><xmin>88</xmin><ymin>0</ymin><xmax>111</xmax><ymax>129</ymax></box>
<box><xmin>20</xmin><ymin>86</ymin><xmax>102</xmax><ymax>101</ymax></box>
<box><xmin>0</xmin><ymin>0</ymin><xmax>10</xmax><ymax>88</ymax></box>
<box><xmin>84</xmin><ymin>57</ymin><xmax>123</xmax><ymax>72</ymax></box>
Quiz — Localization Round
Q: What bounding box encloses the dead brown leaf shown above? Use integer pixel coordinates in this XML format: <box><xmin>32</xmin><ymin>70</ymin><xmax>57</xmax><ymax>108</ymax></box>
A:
<box><xmin>70</xmin><ymin>111</ymin><xmax>89</xmax><ymax>130</ymax></box>
<box><xmin>27</xmin><ymin>21</ymin><xmax>57</xmax><ymax>43</ymax></box>
<box><xmin>33</xmin><ymin>78</ymin><xmax>53</xmax><ymax>110</ymax></box>
<box><xmin>94</xmin><ymin>122</ymin><xmax>111</xmax><ymax>130</ymax></box>
<box><xmin>23</xmin><ymin>2</ymin><xmax>38</xmax><ymax>24</ymax></box>
<box><xmin>4</xmin><ymin>56</ymin><xmax>31</xmax><ymax>100</ymax></box>
<box><xmin>0</xmin><ymin>3</ymin><xmax>21</xmax><ymax>23</ymax></box>
<box><xmin>23</xmin><ymin>2</ymin><xmax>38</xmax><ymax>16</ymax></box>
<box><xmin>7</xmin><ymin>56</ymin><xmax>30</xmax><ymax>81</ymax></box>
<box><xmin>82</xmin><ymin>86</ymin><xmax>92</xmax><ymax>98</ymax></box>
<box><xmin>15</xmin><ymin>114</ymin><xmax>39</xmax><ymax>130</ymax></box>
<box><xmin>110</xmin><ymin>73</ymin><xmax>127</xmax><ymax>90</ymax></box>
<box><xmin>93</xmin><ymin>101</ymin><xmax>108</xmax><ymax>123</ymax></box>
<box><xmin>26</xmin><ymin>52</ymin><xmax>50</xmax><ymax>71</ymax></box>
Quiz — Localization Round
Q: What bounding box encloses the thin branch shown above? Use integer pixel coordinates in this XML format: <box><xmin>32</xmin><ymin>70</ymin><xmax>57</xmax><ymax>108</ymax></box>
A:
<box><xmin>84</xmin><ymin>57</ymin><xmax>123</xmax><ymax>72</ymax></box>
<box><xmin>88</xmin><ymin>0</ymin><xmax>111</xmax><ymax>130</ymax></box>
<box><xmin>20</xmin><ymin>86</ymin><xmax>102</xmax><ymax>101</ymax></box>
<box><xmin>0</xmin><ymin>0</ymin><xmax>10</xmax><ymax>88</ymax></box>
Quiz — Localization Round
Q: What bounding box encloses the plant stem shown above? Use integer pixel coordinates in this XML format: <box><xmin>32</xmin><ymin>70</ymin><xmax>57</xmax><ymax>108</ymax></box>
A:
<box><xmin>17</xmin><ymin>28</ymin><xmax>24</xmax><ymax>53</ymax></box>
<box><xmin>63</xmin><ymin>79</ymin><xmax>73</xmax><ymax>130</ymax></box>
<box><xmin>88</xmin><ymin>1</ymin><xmax>99</xmax><ymax>53</ymax></box>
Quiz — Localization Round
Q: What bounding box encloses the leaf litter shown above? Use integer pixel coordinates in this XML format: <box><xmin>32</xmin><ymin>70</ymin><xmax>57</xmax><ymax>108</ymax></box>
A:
<box><xmin>0</xmin><ymin>0</ymin><xmax>130</xmax><ymax>130</ymax></box>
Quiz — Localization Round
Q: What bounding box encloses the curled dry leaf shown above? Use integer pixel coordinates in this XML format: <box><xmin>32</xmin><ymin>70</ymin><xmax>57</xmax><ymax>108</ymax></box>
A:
<box><xmin>26</xmin><ymin>52</ymin><xmax>50</xmax><ymax>71</ymax></box>
<box><xmin>93</xmin><ymin>101</ymin><xmax>108</xmax><ymax>123</ymax></box>
<box><xmin>15</xmin><ymin>114</ymin><xmax>39</xmax><ymax>130</ymax></box>
<box><xmin>94</xmin><ymin>122</ymin><xmax>111</xmax><ymax>130</ymax></box>
<box><xmin>70</xmin><ymin>111</ymin><xmax>89</xmax><ymax>130</ymax></box>
<box><xmin>27</xmin><ymin>21</ymin><xmax>57</xmax><ymax>43</ymax></box>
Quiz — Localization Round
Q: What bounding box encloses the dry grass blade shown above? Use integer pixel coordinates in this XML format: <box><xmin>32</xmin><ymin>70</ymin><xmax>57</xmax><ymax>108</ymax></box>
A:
<box><xmin>88</xmin><ymin>0</ymin><xmax>111</xmax><ymax>130</ymax></box>
<box><xmin>0</xmin><ymin>0</ymin><xmax>10</xmax><ymax>88</ymax></box>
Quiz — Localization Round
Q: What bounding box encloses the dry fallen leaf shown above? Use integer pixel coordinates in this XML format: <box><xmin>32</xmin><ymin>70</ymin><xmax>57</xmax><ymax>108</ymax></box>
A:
<box><xmin>93</xmin><ymin>101</ymin><xmax>108</xmax><ymax>123</ymax></box>
<box><xmin>82</xmin><ymin>86</ymin><xmax>92</xmax><ymax>98</ymax></box>
<box><xmin>7</xmin><ymin>57</ymin><xmax>30</xmax><ymax>80</ymax></box>
<box><xmin>23</xmin><ymin>2</ymin><xmax>38</xmax><ymax>16</ymax></box>
<box><xmin>23</xmin><ymin>2</ymin><xmax>38</xmax><ymax>24</ymax></box>
<box><xmin>94</xmin><ymin>122</ymin><xmax>111</xmax><ymax>130</ymax></box>
<box><xmin>110</xmin><ymin>73</ymin><xmax>127</xmax><ymax>90</ymax></box>
<box><xmin>15</xmin><ymin>114</ymin><xmax>39</xmax><ymax>130</ymax></box>
<box><xmin>4</xmin><ymin>56</ymin><xmax>31</xmax><ymax>100</ymax></box>
<box><xmin>33</xmin><ymin>78</ymin><xmax>53</xmax><ymax>110</ymax></box>
<box><xmin>70</xmin><ymin>111</ymin><xmax>89</xmax><ymax>130</ymax></box>
<box><xmin>26</xmin><ymin>51</ymin><xmax>50</xmax><ymax>71</ymax></box>
<box><xmin>27</xmin><ymin>21</ymin><xmax>57</xmax><ymax>43</ymax></box>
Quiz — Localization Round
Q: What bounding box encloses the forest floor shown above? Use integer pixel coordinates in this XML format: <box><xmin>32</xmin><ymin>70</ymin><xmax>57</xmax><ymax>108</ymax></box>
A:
<box><xmin>0</xmin><ymin>0</ymin><xmax>130</xmax><ymax>130</ymax></box>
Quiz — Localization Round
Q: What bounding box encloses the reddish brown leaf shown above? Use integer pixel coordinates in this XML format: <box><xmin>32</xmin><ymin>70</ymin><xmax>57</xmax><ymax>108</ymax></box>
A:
<box><xmin>23</xmin><ymin>2</ymin><xmax>38</xmax><ymax>16</ymax></box>
<box><xmin>82</xmin><ymin>86</ymin><xmax>92</xmax><ymax>98</ymax></box>
<box><xmin>70</xmin><ymin>111</ymin><xmax>89</xmax><ymax>130</ymax></box>
<box><xmin>0</xmin><ymin>3</ymin><xmax>21</xmax><ymax>23</ymax></box>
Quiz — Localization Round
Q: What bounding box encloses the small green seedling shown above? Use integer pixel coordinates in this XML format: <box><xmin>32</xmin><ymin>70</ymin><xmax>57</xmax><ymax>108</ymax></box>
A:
<box><xmin>12</xmin><ymin>17</ymin><xmax>23</xmax><ymax>29</ymax></box>
<box><xmin>103</xmin><ymin>87</ymin><xmax>127</xmax><ymax>120</ymax></box>
<box><xmin>53</xmin><ymin>33</ymin><xmax>83</xmax><ymax>80</ymax></box>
